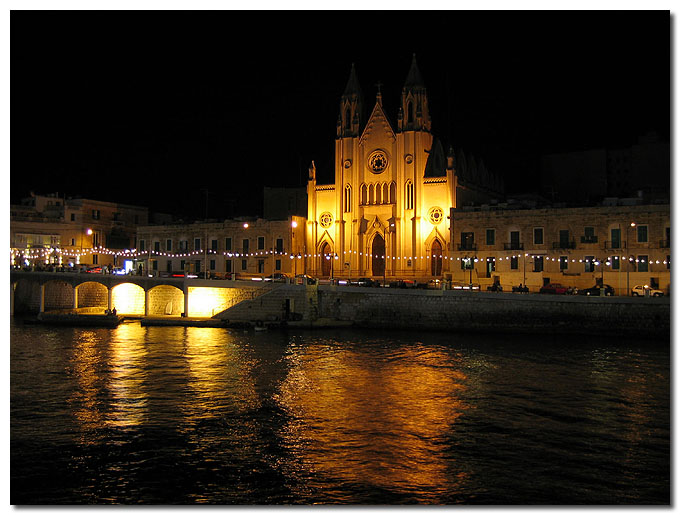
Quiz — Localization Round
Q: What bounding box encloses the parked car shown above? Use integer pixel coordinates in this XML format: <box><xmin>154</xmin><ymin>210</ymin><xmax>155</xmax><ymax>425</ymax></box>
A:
<box><xmin>264</xmin><ymin>273</ymin><xmax>289</xmax><ymax>282</ymax></box>
<box><xmin>539</xmin><ymin>283</ymin><xmax>568</xmax><ymax>294</ymax></box>
<box><xmin>295</xmin><ymin>274</ymin><xmax>316</xmax><ymax>285</ymax></box>
<box><xmin>631</xmin><ymin>285</ymin><xmax>664</xmax><ymax>297</ymax></box>
<box><xmin>388</xmin><ymin>279</ymin><xmax>416</xmax><ymax>289</ymax></box>
<box><xmin>580</xmin><ymin>284</ymin><xmax>614</xmax><ymax>296</ymax></box>
<box><xmin>355</xmin><ymin>277</ymin><xmax>379</xmax><ymax>287</ymax></box>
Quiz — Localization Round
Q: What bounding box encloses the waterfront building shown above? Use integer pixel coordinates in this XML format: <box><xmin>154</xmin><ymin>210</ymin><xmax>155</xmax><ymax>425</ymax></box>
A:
<box><xmin>449</xmin><ymin>201</ymin><xmax>671</xmax><ymax>295</ymax></box>
<box><xmin>10</xmin><ymin>192</ymin><xmax>148</xmax><ymax>269</ymax></box>
<box><xmin>135</xmin><ymin>215</ymin><xmax>305</xmax><ymax>279</ymax></box>
<box><xmin>305</xmin><ymin>56</ymin><xmax>503</xmax><ymax>281</ymax></box>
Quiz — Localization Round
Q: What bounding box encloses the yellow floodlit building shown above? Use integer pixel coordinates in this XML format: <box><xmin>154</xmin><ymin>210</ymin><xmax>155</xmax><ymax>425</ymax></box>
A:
<box><xmin>306</xmin><ymin>55</ymin><xmax>502</xmax><ymax>281</ymax></box>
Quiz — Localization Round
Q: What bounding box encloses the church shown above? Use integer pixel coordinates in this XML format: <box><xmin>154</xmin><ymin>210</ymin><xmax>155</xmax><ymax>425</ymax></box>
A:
<box><xmin>305</xmin><ymin>55</ymin><xmax>503</xmax><ymax>281</ymax></box>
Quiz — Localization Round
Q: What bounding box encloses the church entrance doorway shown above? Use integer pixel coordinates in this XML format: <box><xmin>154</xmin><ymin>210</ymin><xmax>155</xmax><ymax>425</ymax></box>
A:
<box><xmin>320</xmin><ymin>242</ymin><xmax>331</xmax><ymax>277</ymax></box>
<box><xmin>372</xmin><ymin>234</ymin><xmax>385</xmax><ymax>278</ymax></box>
<box><xmin>431</xmin><ymin>239</ymin><xmax>443</xmax><ymax>276</ymax></box>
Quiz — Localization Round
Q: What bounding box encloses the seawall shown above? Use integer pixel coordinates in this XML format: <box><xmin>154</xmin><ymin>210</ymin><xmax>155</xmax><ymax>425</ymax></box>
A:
<box><xmin>216</xmin><ymin>285</ymin><xmax>671</xmax><ymax>338</ymax></box>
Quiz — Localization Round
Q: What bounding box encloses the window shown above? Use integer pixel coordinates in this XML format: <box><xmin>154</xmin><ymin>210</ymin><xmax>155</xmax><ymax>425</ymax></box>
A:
<box><xmin>154</xmin><ymin>241</ymin><xmax>160</xmax><ymax>253</ymax></box>
<box><xmin>344</xmin><ymin>184</ymin><xmax>352</xmax><ymax>212</ymax></box>
<box><xmin>70</xmin><ymin>238</ymin><xmax>75</xmax><ymax>246</ymax></box>
<box><xmin>533</xmin><ymin>228</ymin><xmax>544</xmax><ymax>245</ymax></box>
<box><xmin>139</xmin><ymin>240</ymin><xmax>146</xmax><ymax>252</ymax></box>
<box><xmin>70</xmin><ymin>213</ymin><xmax>75</xmax><ymax>221</ymax></box>
<box><xmin>486</xmin><ymin>229</ymin><xmax>495</xmax><ymax>246</ymax></box>
<box><xmin>167</xmin><ymin>260</ymin><xmax>172</xmax><ymax>272</ymax></box>
<box><xmin>486</xmin><ymin>257</ymin><xmax>495</xmax><ymax>273</ymax></box>
<box><xmin>637</xmin><ymin>225</ymin><xmax>648</xmax><ymax>243</ymax></box>
<box><xmin>389</xmin><ymin>182</ymin><xmax>396</xmax><ymax>204</ymax></box>
<box><xmin>667</xmin><ymin>255</ymin><xmax>670</xmax><ymax>270</ymax></box>
<box><xmin>533</xmin><ymin>256</ymin><xmax>543</xmax><ymax>272</ymax></box>
<box><xmin>258</xmin><ymin>236</ymin><xmax>265</xmax><ymax>250</ymax></box>
<box><xmin>152</xmin><ymin>260</ymin><xmax>158</xmax><ymax>271</ymax></box>
<box><xmin>180</xmin><ymin>260</ymin><xmax>185</xmax><ymax>271</ymax></box>
<box><xmin>611</xmin><ymin>255</ymin><xmax>620</xmax><ymax>270</ymax></box>
<box><xmin>610</xmin><ymin>228</ymin><xmax>621</xmax><ymax>249</ymax></box>
<box><xmin>582</xmin><ymin>227</ymin><xmax>598</xmax><ymax>243</ymax></box>
<box><xmin>638</xmin><ymin>254</ymin><xmax>649</xmax><ymax>273</ymax></box>
<box><xmin>241</xmin><ymin>259</ymin><xmax>247</xmax><ymax>271</ymax></box>
<box><xmin>211</xmin><ymin>239</ymin><xmax>218</xmax><ymax>251</ymax></box>
<box><xmin>92</xmin><ymin>209</ymin><xmax>100</xmax><ymax>220</ymax></box>
<box><xmin>369</xmin><ymin>183</ymin><xmax>375</xmax><ymax>204</ymax></box>
<box><xmin>210</xmin><ymin>259</ymin><xmax>216</xmax><ymax>271</ymax></box>
<box><xmin>93</xmin><ymin>233</ymin><xmax>99</xmax><ymax>247</ymax></box>
<box><xmin>226</xmin><ymin>260</ymin><xmax>232</xmax><ymax>273</ymax></box>
<box><xmin>405</xmin><ymin>180</ymin><xmax>414</xmax><ymax>210</ymax></box>
<box><xmin>360</xmin><ymin>184</ymin><xmax>368</xmax><ymax>205</ymax></box>
<box><xmin>242</xmin><ymin>239</ymin><xmax>249</xmax><ymax>254</ymax></box>
<box><xmin>225</xmin><ymin>237</ymin><xmax>232</xmax><ymax>252</ymax></box>
<box><xmin>166</xmin><ymin>239</ymin><xmax>172</xmax><ymax>251</ymax></box>
<box><xmin>258</xmin><ymin>260</ymin><xmax>265</xmax><ymax>274</ymax></box>
<box><xmin>511</xmin><ymin>256</ymin><xmax>519</xmax><ymax>270</ymax></box>
<box><xmin>276</xmin><ymin>238</ymin><xmax>284</xmax><ymax>254</ymax></box>
<box><xmin>584</xmin><ymin>255</ymin><xmax>595</xmax><ymax>273</ymax></box>
<box><xmin>194</xmin><ymin>238</ymin><xmax>201</xmax><ymax>251</ymax></box>
<box><xmin>195</xmin><ymin>260</ymin><xmax>201</xmax><ymax>273</ymax></box>
<box><xmin>559</xmin><ymin>256</ymin><xmax>568</xmax><ymax>271</ymax></box>
<box><xmin>375</xmin><ymin>183</ymin><xmax>382</xmax><ymax>204</ymax></box>
<box><xmin>92</xmin><ymin>254</ymin><xmax>98</xmax><ymax>265</ymax></box>
<box><xmin>460</xmin><ymin>232</ymin><xmax>475</xmax><ymax>251</ymax></box>
<box><xmin>275</xmin><ymin>259</ymin><xmax>281</xmax><ymax>271</ymax></box>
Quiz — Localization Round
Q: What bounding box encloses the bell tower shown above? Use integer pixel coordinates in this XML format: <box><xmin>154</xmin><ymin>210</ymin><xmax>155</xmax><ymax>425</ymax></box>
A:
<box><xmin>398</xmin><ymin>54</ymin><xmax>431</xmax><ymax>133</ymax></box>
<box><xmin>337</xmin><ymin>63</ymin><xmax>363</xmax><ymax>138</ymax></box>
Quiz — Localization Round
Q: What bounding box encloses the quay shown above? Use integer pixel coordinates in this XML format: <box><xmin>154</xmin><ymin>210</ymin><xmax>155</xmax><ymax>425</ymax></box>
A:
<box><xmin>10</xmin><ymin>270</ymin><xmax>670</xmax><ymax>338</ymax></box>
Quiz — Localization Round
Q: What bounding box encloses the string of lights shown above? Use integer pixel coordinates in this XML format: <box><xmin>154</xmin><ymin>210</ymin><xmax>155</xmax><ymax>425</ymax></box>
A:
<box><xmin>9</xmin><ymin>246</ymin><xmax>669</xmax><ymax>266</ymax></box>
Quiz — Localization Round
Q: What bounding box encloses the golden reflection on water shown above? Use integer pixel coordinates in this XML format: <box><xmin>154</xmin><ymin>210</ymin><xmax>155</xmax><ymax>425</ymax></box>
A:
<box><xmin>276</xmin><ymin>343</ymin><xmax>470</xmax><ymax>502</ymax></box>
<box><xmin>106</xmin><ymin>323</ymin><xmax>149</xmax><ymax>429</ymax></box>
<box><xmin>69</xmin><ymin>330</ymin><xmax>106</xmax><ymax>443</ymax></box>
<box><xmin>181</xmin><ymin>328</ymin><xmax>259</xmax><ymax>414</ymax></box>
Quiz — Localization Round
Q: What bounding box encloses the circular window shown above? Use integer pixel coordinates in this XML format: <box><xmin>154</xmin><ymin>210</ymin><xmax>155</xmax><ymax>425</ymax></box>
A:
<box><xmin>343</xmin><ymin>159</ymin><xmax>352</xmax><ymax>169</ymax></box>
<box><xmin>368</xmin><ymin>150</ymin><xmax>388</xmax><ymax>174</ymax></box>
<box><xmin>428</xmin><ymin>206</ymin><xmax>444</xmax><ymax>225</ymax></box>
<box><xmin>319</xmin><ymin>212</ymin><xmax>333</xmax><ymax>228</ymax></box>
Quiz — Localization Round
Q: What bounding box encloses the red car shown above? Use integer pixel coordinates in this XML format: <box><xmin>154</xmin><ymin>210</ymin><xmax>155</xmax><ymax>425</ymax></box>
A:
<box><xmin>539</xmin><ymin>283</ymin><xmax>568</xmax><ymax>294</ymax></box>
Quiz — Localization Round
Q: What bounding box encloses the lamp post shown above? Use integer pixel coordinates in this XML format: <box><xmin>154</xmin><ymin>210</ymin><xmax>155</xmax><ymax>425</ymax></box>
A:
<box><xmin>80</xmin><ymin>228</ymin><xmax>92</xmax><ymax>268</ymax></box>
<box><xmin>626</xmin><ymin>222</ymin><xmax>636</xmax><ymax>296</ymax></box>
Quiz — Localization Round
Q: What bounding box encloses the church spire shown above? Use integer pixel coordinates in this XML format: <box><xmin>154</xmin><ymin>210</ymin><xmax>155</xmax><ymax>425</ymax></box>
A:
<box><xmin>399</xmin><ymin>53</ymin><xmax>430</xmax><ymax>132</ymax></box>
<box><xmin>337</xmin><ymin>63</ymin><xmax>363</xmax><ymax>138</ymax></box>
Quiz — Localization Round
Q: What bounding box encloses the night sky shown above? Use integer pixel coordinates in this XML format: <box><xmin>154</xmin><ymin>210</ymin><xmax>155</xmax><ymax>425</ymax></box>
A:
<box><xmin>10</xmin><ymin>11</ymin><xmax>670</xmax><ymax>220</ymax></box>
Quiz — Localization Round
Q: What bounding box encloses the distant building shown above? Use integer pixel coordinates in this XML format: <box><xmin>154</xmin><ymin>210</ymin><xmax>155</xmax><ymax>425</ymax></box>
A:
<box><xmin>305</xmin><ymin>56</ymin><xmax>504</xmax><ymax>281</ymax></box>
<box><xmin>540</xmin><ymin>132</ymin><xmax>670</xmax><ymax>204</ymax></box>
<box><xmin>135</xmin><ymin>215</ymin><xmax>305</xmax><ymax>278</ymax></box>
<box><xmin>10</xmin><ymin>192</ymin><xmax>148</xmax><ymax>268</ymax></box>
<box><xmin>449</xmin><ymin>202</ymin><xmax>670</xmax><ymax>294</ymax></box>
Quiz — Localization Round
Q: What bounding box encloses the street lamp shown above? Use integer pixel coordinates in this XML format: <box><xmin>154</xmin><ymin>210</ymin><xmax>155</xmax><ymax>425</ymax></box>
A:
<box><xmin>626</xmin><ymin>222</ymin><xmax>636</xmax><ymax>296</ymax></box>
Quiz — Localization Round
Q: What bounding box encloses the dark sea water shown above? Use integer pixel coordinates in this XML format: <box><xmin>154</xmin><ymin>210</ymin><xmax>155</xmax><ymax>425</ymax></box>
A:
<box><xmin>10</xmin><ymin>318</ymin><xmax>670</xmax><ymax>504</ymax></box>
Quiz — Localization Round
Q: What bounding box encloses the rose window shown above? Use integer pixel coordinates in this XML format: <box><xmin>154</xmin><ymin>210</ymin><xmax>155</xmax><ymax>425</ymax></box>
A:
<box><xmin>428</xmin><ymin>206</ymin><xmax>444</xmax><ymax>225</ymax></box>
<box><xmin>368</xmin><ymin>150</ymin><xmax>388</xmax><ymax>174</ymax></box>
<box><xmin>319</xmin><ymin>212</ymin><xmax>333</xmax><ymax>228</ymax></box>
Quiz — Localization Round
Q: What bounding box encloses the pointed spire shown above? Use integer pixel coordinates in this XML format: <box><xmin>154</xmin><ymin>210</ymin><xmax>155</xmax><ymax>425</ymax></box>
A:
<box><xmin>343</xmin><ymin>62</ymin><xmax>361</xmax><ymax>97</ymax></box>
<box><xmin>404</xmin><ymin>53</ymin><xmax>425</xmax><ymax>88</ymax></box>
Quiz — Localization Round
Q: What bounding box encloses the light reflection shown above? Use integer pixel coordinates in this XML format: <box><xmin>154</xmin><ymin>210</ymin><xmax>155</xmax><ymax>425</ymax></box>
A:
<box><xmin>276</xmin><ymin>343</ymin><xmax>470</xmax><ymax>502</ymax></box>
<box><xmin>106</xmin><ymin>323</ymin><xmax>149</xmax><ymax>429</ymax></box>
<box><xmin>68</xmin><ymin>330</ymin><xmax>106</xmax><ymax>445</ymax></box>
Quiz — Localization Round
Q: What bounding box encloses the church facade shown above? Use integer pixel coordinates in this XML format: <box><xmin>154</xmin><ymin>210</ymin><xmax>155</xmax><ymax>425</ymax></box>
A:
<box><xmin>306</xmin><ymin>55</ymin><xmax>502</xmax><ymax>281</ymax></box>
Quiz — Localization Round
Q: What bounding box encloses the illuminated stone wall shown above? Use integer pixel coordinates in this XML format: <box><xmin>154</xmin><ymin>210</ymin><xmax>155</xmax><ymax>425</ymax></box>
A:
<box><xmin>148</xmin><ymin>285</ymin><xmax>184</xmax><ymax>316</ymax></box>
<box><xmin>111</xmin><ymin>283</ymin><xmax>145</xmax><ymax>315</ymax></box>
<box><xmin>43</xmin><ymin>280</ymin><xmax>75</xmax><ymax>311</ymax></box>
<box><xmin>77</xmin><ymin>281</ymin><xmax>108</xmax><ymax>309</ymax></box>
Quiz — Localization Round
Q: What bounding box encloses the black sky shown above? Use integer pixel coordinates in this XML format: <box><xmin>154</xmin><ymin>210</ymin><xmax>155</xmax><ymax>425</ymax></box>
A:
<box><xmin>11</xmin><ymin>11</ymin><xmax>670</xmax><ymax>219</ymax></box>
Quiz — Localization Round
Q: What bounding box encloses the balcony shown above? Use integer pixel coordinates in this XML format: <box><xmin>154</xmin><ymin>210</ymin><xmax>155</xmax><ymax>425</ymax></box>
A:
<box><xmin>580</xmin><ymin>236</ymin><xmax>599</xmax><ymax>244</ymax></box>
<box><xmin>604</xmin><ymin>240</ymin><xmax>625</xmax><ymax>249</ymax></box>
<box><xmin>552</xmin><ymin>241</ymin><xmax>576</xmax><ymax>249</ymax></box>
<box><xmin>503</xmin><ymin>242</ymin><xmax>524</xmax><ymax>251</ymax></box>
<box><xmin>458</xmin><ymin>243</ymin><xmax>477</xmax><ymax>251</ymax></box>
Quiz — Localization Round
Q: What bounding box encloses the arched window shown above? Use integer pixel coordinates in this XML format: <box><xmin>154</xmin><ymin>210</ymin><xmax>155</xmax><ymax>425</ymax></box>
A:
<box><xmin>345</xmin><ymin>107</ymin><xmax>352</xmax><ymax>128</ymax></box>
<box><xmin>375</xmin><ymin>182</ymin><xmax>382</xmax><ymax>204</ymax></box>
<box><xmin>369</xmin><ymin>183</ymin><xmax>375</xmax><ymax>205</ymax></box>
<box><xmin>405</xmin><ymin>179</ymin><xmax>414</xmax><ymax>210</ymax></box>
<box><xmin>407</xmin><ymin>100</ymin><xmax>414</xmax><ymax>125</ymax></box>
<box><xmin>344</xmin><ymin>184</ymin><xmax>352</xmax><ymax>212</ymax></box>
<box><xmin>389</xmin><ymin>181</ymin><xmax>396</xmax><ymax>204</ymax></box>
<box><xmin>382</xmin><ymin>183</ymin><xmax>389</xmax><ymax>204</ymax></box>
<box><xmin>360</xmin><ymin>184</ymin><xmax>367</xmax><ymax>205</ymax></box>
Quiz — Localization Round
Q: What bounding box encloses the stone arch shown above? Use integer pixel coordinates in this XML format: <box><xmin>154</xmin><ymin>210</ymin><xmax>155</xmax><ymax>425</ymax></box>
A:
<box><xmin>148</xmin><ymin>284</ymin><xmax>184</xmax><ymax>316</ymax></box>
<box><xmin>75</xmin><ymin>281</ymin><xmax>108</xmax><ymax>310</ymax></box>
<box><xmin>111</xmin><ymin>282</ymin><xmax>145</xmax><ymax>316</ymax></box>
<box><xmin>42</xmin><ymin>279</ymin><xmax>75</xmax><ymax>312</ymax></box>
